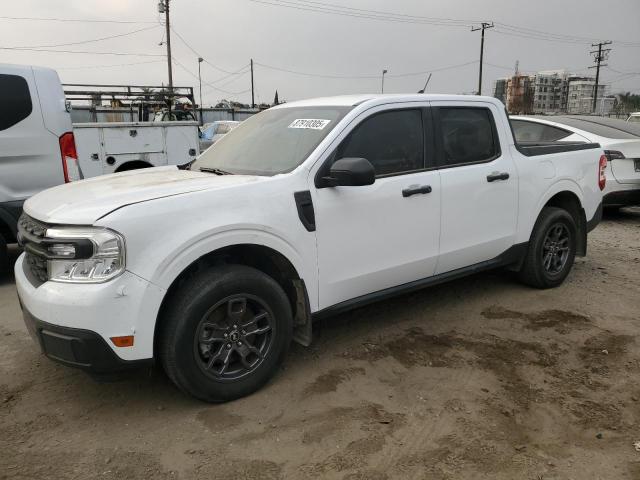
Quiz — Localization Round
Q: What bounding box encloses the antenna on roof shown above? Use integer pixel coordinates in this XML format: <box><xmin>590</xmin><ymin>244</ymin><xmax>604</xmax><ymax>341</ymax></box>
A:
<box><xmin>514</xmin><ymin>60</ymin><xmax>519</xmax><ymax>76</ymax></box>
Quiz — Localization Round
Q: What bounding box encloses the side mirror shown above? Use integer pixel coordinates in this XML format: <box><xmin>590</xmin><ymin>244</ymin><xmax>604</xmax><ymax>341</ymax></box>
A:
<box><xmin>323</xmin><ymin>157</ymin><xmax>375</xmax><ymax>187</ymax></box>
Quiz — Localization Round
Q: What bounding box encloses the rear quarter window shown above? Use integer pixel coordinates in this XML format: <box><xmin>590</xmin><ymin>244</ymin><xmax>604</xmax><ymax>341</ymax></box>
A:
<box><xmin>0</xmin><ymin>74</ymin><xmax>33</xmax><ymax>131</ymax></box>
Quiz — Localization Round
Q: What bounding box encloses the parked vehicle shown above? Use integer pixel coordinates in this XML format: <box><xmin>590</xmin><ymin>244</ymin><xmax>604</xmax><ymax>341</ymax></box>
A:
<box><xmin>153</xmin><ymin>109</ymin><xmax>197</xmax><ymax>122</ymax></box>
<box><xmin>74</xmin><ymin>121</ymin><xmax>199</xmax><ymax>177</ymax></box>
<box><xmin>627</xmin><ymin>112</ymin><xmax>640</xmax><ymax>123</ymax></box>
<box><xmin>16</xmin><ymin>94</ymin><xmax>604</xmax><ymax>402</ymax></box>
<box><xmin>0</xmin><ymin>63</ymin><xmax>201</xmax><ymax>270</ymax></box>
<box><xmin>199</xmin><ymin>120</ymin><xmax>240</xmax><ymax>151</ymax></box>
<box><xmin>0</xmin><ymin>63</ymin><xmax>74</xmax><ymax>271</ymax></box>
<box><xmin>511</xmin><ymin>115</ymin><xmax>640</xmax><ymax>208</ymax></box>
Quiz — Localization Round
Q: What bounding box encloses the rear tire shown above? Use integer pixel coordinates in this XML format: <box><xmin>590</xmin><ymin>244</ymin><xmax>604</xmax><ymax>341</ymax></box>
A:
<box><xmin>159</xmin><ymin>264</ymin><xmax>293</xmax><ymax>402</ymax></box>
<box><xmin>519</xmin><ymin>207</ymin><xmax>577</xmax><ymax>289</ymax></box>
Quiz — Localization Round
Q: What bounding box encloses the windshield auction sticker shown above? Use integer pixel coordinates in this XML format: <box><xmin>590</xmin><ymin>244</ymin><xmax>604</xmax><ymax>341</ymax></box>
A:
<box><xmin>288</xmin><ymin>119</ymin><xmax>331</xmax><ymax>130</ymax></box>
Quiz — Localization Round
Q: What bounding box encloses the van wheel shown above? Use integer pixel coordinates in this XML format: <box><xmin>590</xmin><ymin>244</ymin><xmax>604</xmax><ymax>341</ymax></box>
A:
<box><xmin>159</xmin><ymin>265</ymin><xmax>293</xmax><ymax>402</ymax></box>
<box><xmin>0</xmin><ymin>234</ymin><xmax>7</xmax><ymax>273</ymax></box>
<box><xmin>519</xmin><ymin>207</ymin><xmax>577</xmax><ymax>289</ymax></box>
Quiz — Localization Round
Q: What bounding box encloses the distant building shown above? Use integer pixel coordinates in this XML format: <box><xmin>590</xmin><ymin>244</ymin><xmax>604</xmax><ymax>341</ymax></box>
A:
<box><xmin>567</xmin><ymin>77</ymin><xmax>609</xmax><ymax>114</ymax></box>
<box><xmin>532</xmin><ymin>70</ymin><xmax>570</xmax><ymax>114</ymax></box>
<box><xmin>493</xmin><ymin>78</ymin><xmax>508</xmax><ymax>105</ymax></box>
<box><xmin>493</xmin><ymin>68</ymin><xmax>612</xmax><ymax>116</ymax></box>
<box><xmin>505</xmin><ymin>74</ymin><xmax>535</xmax><ymax>114</ymax></box>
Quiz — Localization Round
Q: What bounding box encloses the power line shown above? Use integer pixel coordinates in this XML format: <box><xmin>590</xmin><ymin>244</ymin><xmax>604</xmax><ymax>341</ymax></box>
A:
<box><xmin>0</xmin><ymin>46</ymin><xmax>164</xmax><ymax>57</ymax></box>
<box><xmin>172</xmin><ymin>57</ymin><xmax>250</xmax><ymax>96</ymax></box>
<box><xmin>253</xmin><ymin>59</ymin><xmax>478</xmax><ymax>79</ymax></box>
<box><xmin>0</xmin><ymin>15</ymin><xmax>156</xmax><ymax>24</ymax></box>
<box><xmin>57</xmin><ymin>60</ymin><xmax>165</xmax><ymax>70</ymax></box>
<box><xmin>11</xmin><ymin>25</ymin><xmax>159</xmax><ymax>49</ymax></box>
<box><xmin>168</xmin><ymin>25</ymin><xmax>247</xmax><ymax>75</ymax></box>
<box><xmin>242</xmin><ymin>0</ymin><xmax>640</xmax><ymax>46</ymax></box>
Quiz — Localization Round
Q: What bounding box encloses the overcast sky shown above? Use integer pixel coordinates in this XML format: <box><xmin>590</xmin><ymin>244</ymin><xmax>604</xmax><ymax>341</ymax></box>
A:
<box><xmin>2</xmin><ymin>0</ymin><xmax>639</xmax><ymax>106</ymax></box>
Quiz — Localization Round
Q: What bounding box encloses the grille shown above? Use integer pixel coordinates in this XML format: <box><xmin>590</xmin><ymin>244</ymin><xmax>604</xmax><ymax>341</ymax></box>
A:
<box><xmin>18</xmin><ymin>214</ymin><xmax>49</xmax><ymax>284</ymax></box>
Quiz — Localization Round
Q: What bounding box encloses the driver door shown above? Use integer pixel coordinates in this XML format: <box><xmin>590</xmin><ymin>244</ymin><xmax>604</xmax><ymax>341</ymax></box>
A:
<box><xmin>310</xmin><ymin>105</ymin><xmax>441</xmax><ymax>310</ymax></box>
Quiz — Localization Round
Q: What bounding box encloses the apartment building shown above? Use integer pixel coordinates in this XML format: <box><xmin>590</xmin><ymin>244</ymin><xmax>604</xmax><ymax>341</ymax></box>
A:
<box><xmin>566</xmin><ymin>78</ymin><xmax>610</xmax><ymax>114</ymax></box>
<box><xmin>505</xmin><ymin>74</ymin><xmax>535</xmax><ymax>114</ymax></box>
<box><xmin>532</xmin><ymin>70</ymin><xmax>569</xmax><ymax>114</ymax></box>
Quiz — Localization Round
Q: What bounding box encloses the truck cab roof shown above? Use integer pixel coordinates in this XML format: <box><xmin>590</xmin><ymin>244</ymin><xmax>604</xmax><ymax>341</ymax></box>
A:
<box><xmin>273</xmin><ymin>94</ymin><xmax>504</xmax><ymax>109</ymax></box>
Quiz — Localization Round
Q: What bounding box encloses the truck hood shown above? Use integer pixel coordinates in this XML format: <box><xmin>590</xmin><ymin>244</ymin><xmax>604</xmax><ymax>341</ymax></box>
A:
<box><xmin>24</xmin><ymin>166</ymin><xmax>262</xmax><ymax>224</ymax></box>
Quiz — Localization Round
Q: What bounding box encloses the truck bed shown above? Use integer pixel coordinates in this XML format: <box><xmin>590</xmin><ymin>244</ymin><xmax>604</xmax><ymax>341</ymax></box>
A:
<box><xmin>516</xmin><ymin>141</ymin><xmax>601</xmax><ymax>157</ymax></box>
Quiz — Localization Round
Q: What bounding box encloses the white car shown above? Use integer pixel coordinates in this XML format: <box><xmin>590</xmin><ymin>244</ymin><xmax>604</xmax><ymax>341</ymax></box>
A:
<box><xmin>511</xmin><ymin>115</ymin><xmax>640</xmax><ymax>208</ymax></box>
<box><xmin>627</xmin><ymin>112</ymin><xmax>640</xmax><ymax>123</ymax></box>
<box><xmin>16</xmin><ymin>95</ymin><xmax>604</xmax><ymax>402</ymax></box>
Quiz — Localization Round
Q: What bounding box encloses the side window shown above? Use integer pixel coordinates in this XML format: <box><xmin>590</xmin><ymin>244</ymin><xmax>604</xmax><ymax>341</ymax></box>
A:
<box><xmin>336</xmin><ymin>109</ymin><xmax>424</xmax><ymax>176</ymax></box>
<box><xmin>511</xmin><ymin>119</ymin><xmax>573</xmax><ymax>143</ymax></box>
<box><xmin>0</xmin><ymin>74</ymin><xmax>33</xmax><ymax>131</ymax></box>
<box><xmin>541</xmin><ymin>125</ymin><xmax>573</xmax><ymax>142</ymax></box>
<box><xmin>438</xmin><ymin>107</ymin><xmax>499</xmax><ymax>166</ymax></box>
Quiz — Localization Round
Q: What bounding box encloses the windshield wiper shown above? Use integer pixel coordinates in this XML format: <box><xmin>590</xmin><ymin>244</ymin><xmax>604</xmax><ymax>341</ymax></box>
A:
<box><xmin>199</xmin><ymin>167</ymin><xmax>234</xmax><ymax>175</ymax></box>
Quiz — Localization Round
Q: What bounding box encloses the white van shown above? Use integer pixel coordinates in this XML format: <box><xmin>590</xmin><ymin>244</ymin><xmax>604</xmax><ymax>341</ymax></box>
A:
<box><xmin>0</xmin><ymin>63</ymin><xmax>200</xmax><ymax>270</ymax></box>
<box><xmin>0</xmin><ymin>64</ymin><xmax>75</xmax><ymax>271</ymax></box>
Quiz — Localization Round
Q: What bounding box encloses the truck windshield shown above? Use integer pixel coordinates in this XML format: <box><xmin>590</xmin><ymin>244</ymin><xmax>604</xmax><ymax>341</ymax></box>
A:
<box><xmin>192</xmin><ymin>106</ymin><xmax>352</xmax><ymax>175</ymax></box>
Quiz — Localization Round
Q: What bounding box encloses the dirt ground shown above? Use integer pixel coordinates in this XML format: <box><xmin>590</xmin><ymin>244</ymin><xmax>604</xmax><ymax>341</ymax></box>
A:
<box><xmin>1</xmin><ymin>208</ymin><xmax>640</xmax><ymax>480</ymax></box>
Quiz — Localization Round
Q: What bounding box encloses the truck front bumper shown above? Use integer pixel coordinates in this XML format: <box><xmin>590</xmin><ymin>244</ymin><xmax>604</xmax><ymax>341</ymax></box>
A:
<box><xmin>15</xmin><ymin>252</ymin><xmax>165</xmax><ymax>373</ymax></box>
<box><xmin>20</xmin><ymin>305</ymin><xmax>152</xmax><ymax>373</ymax></box>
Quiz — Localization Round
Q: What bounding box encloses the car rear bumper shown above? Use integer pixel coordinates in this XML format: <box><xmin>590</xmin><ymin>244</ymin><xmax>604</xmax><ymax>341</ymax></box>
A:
<box><xmin>603</xmin><ymin>189</ymin><xmax>640</xmax><ymax>207</ymax></box>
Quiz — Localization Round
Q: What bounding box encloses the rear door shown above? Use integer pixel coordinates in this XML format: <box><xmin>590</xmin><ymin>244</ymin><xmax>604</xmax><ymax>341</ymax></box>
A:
<box><xmin>312</xmin><ymin>105</ymin><xmax>441</xmax><ymax>309</ymax></box>
<box><xmin>432</xmin><ymin>102</ymin><xmax>518</xmax><ymax>274</ymax></box>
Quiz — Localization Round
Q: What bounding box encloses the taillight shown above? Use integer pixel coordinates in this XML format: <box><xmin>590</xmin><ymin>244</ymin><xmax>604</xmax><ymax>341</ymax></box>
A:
<box><xmin>59</xmin><ymin>132</ymin><xmax>82</xmax><ymax>183</ymax></box>
<box><xmin>604</xmin><ymin>150</ymin><xmax>625</xmax><ymax>161</ymax></box>
<box><xmin>598</xmin><ymin>154</ymin><xmax>607</xmax><ymax>191</ymax></box>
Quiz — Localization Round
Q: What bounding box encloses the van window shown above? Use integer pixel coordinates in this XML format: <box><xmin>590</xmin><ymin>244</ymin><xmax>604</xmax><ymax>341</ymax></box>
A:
<box><xmin>0</xmin><ymin>74</ymin><xmax>32</xmax><ymax>131</ymax></box>
<box><xmin>438</xmin><ymin>107</ymin><xmax>499</xmax><ymax>166</ymax></box>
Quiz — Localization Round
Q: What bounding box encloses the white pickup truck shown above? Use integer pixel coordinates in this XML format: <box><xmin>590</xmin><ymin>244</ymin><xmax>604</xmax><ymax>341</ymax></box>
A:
<box><xmin>15</xmin><ymin>94</ymin><xmax>605</xmax><ymax>402</ymax></box>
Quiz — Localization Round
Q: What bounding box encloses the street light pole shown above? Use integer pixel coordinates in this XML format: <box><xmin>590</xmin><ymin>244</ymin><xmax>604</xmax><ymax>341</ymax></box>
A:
<box><xmin>198</xmin><ymin>57</ymin><xmax>204</xmax><ymax>125</ymax></box>
<box><xmin>381</xmin><ymin>69</ymin><xmax>388</xmax><ymax>94</ymax></box>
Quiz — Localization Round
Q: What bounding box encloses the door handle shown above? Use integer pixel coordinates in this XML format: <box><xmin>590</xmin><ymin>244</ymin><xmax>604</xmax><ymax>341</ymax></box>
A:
<box><xmin>402</xmin><ymin>185</ymin><xmax>432</xmax><ymax>197</ymax></box>
<box><xmin>486</xmin><ymin>172</ymin><xmax>510</xmax><ymax>182</ymax></box>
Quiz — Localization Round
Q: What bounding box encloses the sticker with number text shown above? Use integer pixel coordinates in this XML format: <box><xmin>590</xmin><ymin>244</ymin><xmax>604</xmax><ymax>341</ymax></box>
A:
<box><xmin>288</xmin><ymin>119</ymin><xmax>331</xmax><ymax>130</ymax></box>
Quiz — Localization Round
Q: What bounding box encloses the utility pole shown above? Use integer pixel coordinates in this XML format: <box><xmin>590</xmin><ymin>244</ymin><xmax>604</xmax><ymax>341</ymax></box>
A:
<box><xmin>589</xmin><ymin>41</ymin><xmax>612</xmax><ymax>114</ymax></box>
<box><xmin>381</xmin><ymin>69</ymin><xmax>388</xmax><ymax>93</ymax></box>
<box><xmin>250</xmin><ymin>58</ymin><xmax>255</xmax><ymax>109</ymax></box>
<box><xmin>158</xmin><ymin>1</ymin><xmax>173</xmax><ymax>112</ymax></box>
<box><xmin>471</xmin><ymin>22</ymin><xmax>493</xmax><ymax>95</ymax></box>
<box><xmin>198</xmin><ymin>57</ymin><xmax>204</xmax><ymax>125</ymax></box>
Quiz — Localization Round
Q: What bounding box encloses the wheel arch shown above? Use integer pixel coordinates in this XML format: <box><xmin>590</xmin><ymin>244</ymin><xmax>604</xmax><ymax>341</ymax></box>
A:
<box><xmin>115</xmin><ymin>160</ymin><xmax>153</xmax><ymax>173</ymax></box>
<box><xmin>153</xmin><ymin>243</ymin><xmax>312</xmax><ymax>353</ymax></box>
<box><xmin>533</xmin><ymin>185</ymin><xmax>587</xmax><ymax>256</ymax></box>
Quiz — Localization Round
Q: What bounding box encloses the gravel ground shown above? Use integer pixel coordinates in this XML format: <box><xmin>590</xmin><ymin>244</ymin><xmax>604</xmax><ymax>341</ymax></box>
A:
<box><xmin>1</xmin><ymin>208</ymin><xmax>639</xmax><ymax>480</ymax></box>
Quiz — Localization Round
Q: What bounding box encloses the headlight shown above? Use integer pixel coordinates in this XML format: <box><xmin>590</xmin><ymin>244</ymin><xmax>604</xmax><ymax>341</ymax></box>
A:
<box><xmin>44</xmin><ymin>227</ymin><xmax>125</xmax><ymax>283</ymax></box>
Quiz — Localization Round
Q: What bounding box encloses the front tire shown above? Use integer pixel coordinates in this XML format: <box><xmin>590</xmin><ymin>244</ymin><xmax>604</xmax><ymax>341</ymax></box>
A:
<box><xmin>519</xmin><ymin>207</ymin><xmax>577</xmax><ymax>289</ymax></box>
<box><xmin>159</xmin><ymin>265</ymin><xmax>293</xmax><ymax>402</ymax></box>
